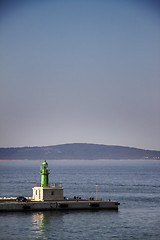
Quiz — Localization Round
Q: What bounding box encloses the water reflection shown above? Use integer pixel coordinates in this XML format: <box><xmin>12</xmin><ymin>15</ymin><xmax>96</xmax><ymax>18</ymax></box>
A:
<box><xmin>32</xmin><ymin>211</ymin><xmax>64</xmax><ymax>239</ymax></box>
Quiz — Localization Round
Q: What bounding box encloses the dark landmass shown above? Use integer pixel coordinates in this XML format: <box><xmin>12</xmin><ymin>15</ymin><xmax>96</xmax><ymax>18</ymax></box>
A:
<box><xmin>0</xmin><ymin>143</ymin><xmax>160</xmax><ymax>160</ymax></box>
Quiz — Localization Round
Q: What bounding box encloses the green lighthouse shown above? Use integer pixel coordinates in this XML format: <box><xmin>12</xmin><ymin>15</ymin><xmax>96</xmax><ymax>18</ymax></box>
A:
<box><xmin>40</xmin><ymin>160</ymin><xmax>50</xmax><ymax>187</ymax></box>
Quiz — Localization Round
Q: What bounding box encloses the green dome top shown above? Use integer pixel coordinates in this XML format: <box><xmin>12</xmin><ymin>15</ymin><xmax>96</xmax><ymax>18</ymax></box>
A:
<box><xmin>42</xmin><ymin>160</ymin><xmax>48</xmax><ymax>165</ymax></box>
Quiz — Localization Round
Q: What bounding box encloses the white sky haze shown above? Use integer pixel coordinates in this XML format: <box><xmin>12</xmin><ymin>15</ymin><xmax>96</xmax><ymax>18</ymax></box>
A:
<box><xmin>0</xmin><ymin>0</ymin><xmax>160</xmax><ymax>150</ymax></box>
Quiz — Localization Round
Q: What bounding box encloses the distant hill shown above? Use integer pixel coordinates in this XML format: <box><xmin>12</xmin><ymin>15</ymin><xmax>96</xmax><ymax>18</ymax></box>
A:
<box><xmin>0</xmin><ymin>143</ymin><xmax>160</xmax><ymax>160</ymax></box>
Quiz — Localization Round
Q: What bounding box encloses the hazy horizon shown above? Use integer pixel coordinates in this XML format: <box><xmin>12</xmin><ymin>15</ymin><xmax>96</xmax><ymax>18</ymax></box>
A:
<box><xmin>1</xmin><ymin>0</ymin><xmax>160</xmax><ymax>150</ymax></box>
<box><xmin>0</xmin><ymin>142</ymin><xmax>160</xmax><ymax>152</ymax></box>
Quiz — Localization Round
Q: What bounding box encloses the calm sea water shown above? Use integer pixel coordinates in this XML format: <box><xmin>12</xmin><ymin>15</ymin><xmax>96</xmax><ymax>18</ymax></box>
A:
<box><xmin>0</xmin><ymin>160</ymin><xmax>160</xmax><ymax>240</ymax></box>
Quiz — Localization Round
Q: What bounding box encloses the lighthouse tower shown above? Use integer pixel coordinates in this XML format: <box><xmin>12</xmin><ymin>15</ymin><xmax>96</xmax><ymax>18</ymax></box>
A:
<box><xmin>40</xmin><ymin>160</ymin><xmax>50</xmax><ymax>187</ymax></box>
<box><xmin>32</xmin><ymin>160</ymin><xmax>63</xmax><ymax>201</ymax></box>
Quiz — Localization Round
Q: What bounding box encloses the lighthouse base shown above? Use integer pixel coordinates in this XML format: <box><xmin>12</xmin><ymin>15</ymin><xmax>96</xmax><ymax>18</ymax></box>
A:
<box><xmin>32</xmin><ymin>186</ymin><xmax>64</xmax><ymax>201</ymax></box>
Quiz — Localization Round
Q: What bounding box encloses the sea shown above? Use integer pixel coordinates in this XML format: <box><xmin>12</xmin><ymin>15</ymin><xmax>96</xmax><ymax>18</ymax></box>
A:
<box><xmin>0</xmin><ymin>160</ymin><xmax>160</xmax><ymax>240</ymax></box>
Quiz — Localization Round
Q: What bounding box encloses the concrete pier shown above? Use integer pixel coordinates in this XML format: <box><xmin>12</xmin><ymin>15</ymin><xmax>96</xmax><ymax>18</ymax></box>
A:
<box><xmin>0</xmin><ymin>198</ymin><xmax>120</xmax><ymax>212</ymax></box>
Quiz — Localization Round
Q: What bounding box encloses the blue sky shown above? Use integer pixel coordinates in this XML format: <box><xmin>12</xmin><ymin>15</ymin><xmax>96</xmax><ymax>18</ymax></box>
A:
<box><xmin>0</xmin><ymin>0</ymin><xmax>160</xmax><ymax>150</ymax></box>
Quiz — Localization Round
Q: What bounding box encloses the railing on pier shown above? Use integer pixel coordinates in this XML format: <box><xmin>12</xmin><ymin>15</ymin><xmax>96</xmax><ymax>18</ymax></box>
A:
<box><xmin>50</xmin><ymin>183</ymin><xmax>63</xmax><ymax>188</ymax></box>
<box><xmin>34</xmin><ymin>183</ymin><xmax>63</xmax><ymax>188</ymax></box>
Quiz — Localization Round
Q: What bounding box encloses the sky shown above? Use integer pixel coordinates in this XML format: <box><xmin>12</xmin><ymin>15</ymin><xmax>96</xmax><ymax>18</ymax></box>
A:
<box><xmin>0</xmin><ymin>0</ymin><xmax>160</xmax><ymax>150</ymax></box>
